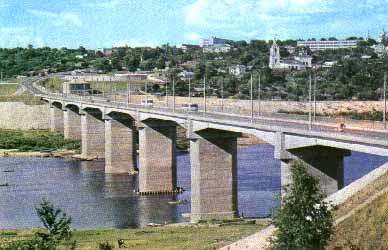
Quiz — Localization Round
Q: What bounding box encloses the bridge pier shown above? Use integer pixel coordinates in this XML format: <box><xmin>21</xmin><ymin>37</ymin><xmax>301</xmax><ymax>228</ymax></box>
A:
<box><xmin>81</xmin><ymin>109</ymin><xmax>105</xmax><ymax>159</ymax></box>
<box><xmin>105</xmin><ymin>113</ymin><xmax>137</xmax><ymax>174</ymax></box>
<box><xmin>138</xmin><ymin>120</ymin><xmax>177</xmax><ymax>193</ymax></box>
<box><xmin>275</xmin><ymin>133</ymin><xmax>351</xmax><ymax>196</ymax></box>
<box><xmin>63</xmin><ymin>106</ymin><xmax>81</xmax><ymax>140</ymax></box>
<box><xmin>190</xmin><ymin>129</ymin><xmax>240</xmax><ymax>223</ymax></box>
<box><xmin>49</xmin><ymin>103</ymin><xmax>63</xmax><ymax>133</ymax></box>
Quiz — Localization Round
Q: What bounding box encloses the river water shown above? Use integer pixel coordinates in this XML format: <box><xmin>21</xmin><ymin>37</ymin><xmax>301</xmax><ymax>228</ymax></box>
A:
<box><xmin>0</xmin><ymin>144</ymin><xmax>387</xmax><ymax>229</ymax></box>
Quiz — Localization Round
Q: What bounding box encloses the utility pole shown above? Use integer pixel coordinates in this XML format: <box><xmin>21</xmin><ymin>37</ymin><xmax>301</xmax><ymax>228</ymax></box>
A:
<box><xmin>250</xmin><ymin>73</ymin><xmax>254</xmax><ymax>122</ymax></box>
<box><xmin>127</xmin><ymin>82</ymin><xmax>130</xmax><ymax>106</ymax></box>
<box><xmin>308</xmin><ymin>72</ymin><xmax>312</xmax><ymax>130</ymax></box>
<box><xmin>221</xmin><ymin>78</ymin><xmax>224</xmax><ymax>112</ymax></box>
<box><xmin>188</xmin><ymin>77</ymin><xmax>191</xmax><ymax>107</ymax></box>
<box><xmin>314</xmin><ymin>71</ymin><xmax>317</xmax><ymax>122</ymax></box>
<box><xmin>165</xmin><ymin>82</ymin><xmax>168</xmax><ymax>107</ymax></box>
<box><xmin>384</xmin><ymin>71</ymin><xmax>387</xmax><ymax>129</ymax></box>
<box><xmin>172</xmin><ymin>77</ymin><xmax>176</xmax><ymax>112</ymax></box>
<box><xmin>203</xmin><ymin>76</ymin><xmax>207</xmax><ymax>113</ymax></box>
<box><xmin>0</xmin><ymin>72</ymin><xmax>3</xmax><ymax>82</ymax></box>
<box><xmin>258</xmin><ymin>72</ymin><xmax>261</xmax><ymax>116</ymax></box>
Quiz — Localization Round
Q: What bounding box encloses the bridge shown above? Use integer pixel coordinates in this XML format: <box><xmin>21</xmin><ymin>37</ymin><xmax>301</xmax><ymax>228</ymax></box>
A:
<box><xmin>23</xmin><ymin>77</ymin><xmax>388</xmax><ymax>223</ymax></box>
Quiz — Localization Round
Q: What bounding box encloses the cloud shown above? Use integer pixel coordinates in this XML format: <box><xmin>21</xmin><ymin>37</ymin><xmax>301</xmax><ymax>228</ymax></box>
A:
<box><xmin>183</xmin><ymin>32</ymin><xmax>201</xmax><ymax>42</ymax></box>
<box><xmin>27</xmin><ymin>9</ymin><xmax>82</xmax><ymax>27</ymax></box>
<box><xmin>82</xmin><ymin>0</ymin><xmax>129</xmax><ymax>9</ymax></box>
<box><xmin>112</xmin><ymin>39</ymin><xmax>158</xmax><ymax>48</ymax></box>
<box><xmin>0</xmin><ymin>27</ymin><xmax>45</xmax><ymax>47</ymax></box>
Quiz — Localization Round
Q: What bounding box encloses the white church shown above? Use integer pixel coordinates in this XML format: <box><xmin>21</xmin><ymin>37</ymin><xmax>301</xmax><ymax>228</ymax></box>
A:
<box><xmin>269</xmin><ymin>40</ymin><xmax>312</xmax><ymax>71</ymax></box>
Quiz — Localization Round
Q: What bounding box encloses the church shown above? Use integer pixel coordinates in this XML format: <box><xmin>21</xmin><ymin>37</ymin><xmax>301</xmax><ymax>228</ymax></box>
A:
<box><xmin>269</xmin><ymin>40</ymin><xmax>312</xmax><ymax>71</ymax></box>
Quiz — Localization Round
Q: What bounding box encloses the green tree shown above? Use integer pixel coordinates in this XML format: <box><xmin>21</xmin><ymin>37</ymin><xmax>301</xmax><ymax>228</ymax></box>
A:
<box><xmin>270</xmin><ymin>160</ymin><xmax>334</xmax><ymax>250</ymax></box>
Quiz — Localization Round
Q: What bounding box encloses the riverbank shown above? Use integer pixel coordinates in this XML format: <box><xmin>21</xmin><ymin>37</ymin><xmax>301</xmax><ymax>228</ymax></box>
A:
<box><xmin>0</xmin><ymin>129</ymin><xmax>80</xmax><ymax>153</ymax></box>
<box><xmin>0</xmin><ymin>219</ymin><xmax>270</xmax><ymax>250</ymax></box>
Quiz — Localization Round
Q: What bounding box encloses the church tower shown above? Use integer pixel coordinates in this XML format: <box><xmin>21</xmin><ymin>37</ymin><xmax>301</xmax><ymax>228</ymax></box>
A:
<box><xmin>269</xmin><ymin>40</ymin><xmax>280</xmax><ymax>68</ymax></box>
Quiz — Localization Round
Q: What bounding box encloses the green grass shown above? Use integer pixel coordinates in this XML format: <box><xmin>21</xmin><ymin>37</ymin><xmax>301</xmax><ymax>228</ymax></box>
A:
<box><xmin>0</xmin><ymin>92</ymin><xmax>43</xmax><ymax>105</ymax></box>
<box><xmin>0</xmin><ymin>84</ymin><xmax>19</xmax><ymax>95</ymax></box>
<box><xmin>0</xmin><ymin>221</ymin><xmax>268</xmax><ymax>250</ymax></box>
<box><xmin>0</xmin><ymin>130</ymin><xmax>80</xmax><ymax>151</ymax></box>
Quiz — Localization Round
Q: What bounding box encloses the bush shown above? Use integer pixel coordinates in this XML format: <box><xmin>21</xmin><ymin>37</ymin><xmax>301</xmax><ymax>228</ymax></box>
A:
<box><xmin>269</xmin><ymin>160</ymin><xmax>334</xmax><ymax>250</ymax></box>
<box><xmin>98</xmin><ymin>242</ymin><xmax>113</xmax><ymax>250</ymax></box>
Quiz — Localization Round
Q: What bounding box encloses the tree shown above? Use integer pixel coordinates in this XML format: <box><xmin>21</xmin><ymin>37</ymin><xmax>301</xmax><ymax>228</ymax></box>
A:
<box><xmin>270</xmin><ymin>160</ymin><xmax>334</xmax><ymax>250</ymax></box>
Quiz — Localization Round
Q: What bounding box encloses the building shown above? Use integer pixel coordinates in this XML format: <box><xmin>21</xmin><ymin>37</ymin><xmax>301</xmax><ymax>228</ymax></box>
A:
<box><xmin>95</xmin><ymin>48</ymin><xmax>113</xmax><ymax>57</ymax></box>
<box><xmin>62</xmin><ymin>80</ymin><xmax>91</xmax><ymax>95</ymax></box>
<box><xmin>297</xmin><ymin>40</ymin><xmax>360</xmax><ymax>51</ymax></box>
<box><xmin>200</xmin><ymin>37</ymin><xmax>225</xmax><ymax>47</ymax></box>
<box><xmin>284</xmin><ymin>45</ymin><xmax>296</xmax><ymax>54</ymax></box>
<box><xmin>372</xmin><ymin>30</ymin><xmax>388</xmax><ymax>57</ymax></box>
<box><xmin>203</xmin><ymin>44</ymin><xmax>231</xmax><ymax>53</ymax></box>
<box><xmin>229</xmin><ymin>65</ymin><xmax>247</xmax><ymax>76</ymax></box>
<box><xmin>269</xmin><ymin>40</ymin><xmax>312</xmax><ymax>71</ymax></box>
<box><xmin>178</xmin><ymin>71</ymin><xmax>194</xmax><ymax>81</ymax></box>
<box><xmin>181</xmin><ymin>44</ymin><xmax>200</xmax><ymax>53</ymax></box>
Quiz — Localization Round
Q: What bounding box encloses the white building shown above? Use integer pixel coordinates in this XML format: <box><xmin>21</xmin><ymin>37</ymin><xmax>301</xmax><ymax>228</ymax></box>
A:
<box><xmin>203</xmin><ymin>44</ymin><xmax>231</xmax><ymax>53</ymax></box>
<box><xmin>200</xmin><ymin>37</ymin><xmax>225</xmax><ymax>47</ymax></box>
<box><xmin>297</xmin><ymin>40</ymin><xmax>360</xmax><ymax>51</ymax></box>
<box><xmin>372</xmin><ymin>31</ymin><xmax>388</xmax><ymax>57</ymax></box>
<box><xmin>178</xmin><ymin>71</ymin><xmax>194</xmax><ymax>80</ymax></box>
<box><xmin>229</xmin><ymin>65</ymin><xmax>247</xmax><ymax>76</ymax></box>
<box><xmin>269</xmin><ymin>40</ymin><xmax>311</xmax><ymax>71</ymax></box>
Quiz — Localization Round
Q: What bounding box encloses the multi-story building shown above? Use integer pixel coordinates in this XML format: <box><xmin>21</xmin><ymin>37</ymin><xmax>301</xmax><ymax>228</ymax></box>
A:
<box><xmin>203</xmin><ymin>44</ymin><xmax>231</xmax><ymax>53</ymax></box>
<box><xmin>297</xmin><ymin>40</ymin><xmax>360</xmax><ymax>51</ymax></box>
<box><xmin>199</xmin><ymin>36</ymin><xmax>225</xmax><ymax>47</ymax></box>
<box><xmin>229</xmin><ymin>65</ymin><xmax>247</xmax><ymax>76</ymax></box>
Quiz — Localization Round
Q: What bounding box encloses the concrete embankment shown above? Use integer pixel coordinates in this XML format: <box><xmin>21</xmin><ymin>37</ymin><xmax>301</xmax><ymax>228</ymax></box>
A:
<box><xmin>0</xmin><ymin>102</ymin><xmax>50</xmax><ymax>130</ymax></box>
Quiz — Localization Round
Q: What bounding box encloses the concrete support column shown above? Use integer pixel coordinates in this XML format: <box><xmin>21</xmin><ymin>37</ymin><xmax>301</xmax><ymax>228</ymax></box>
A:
<box><xmin>49</xmin><ymin>104</ymin><xmax>63</xmax><ymax>133</ymax></box>
<box><xmin>190</xmin><ymin>130</ymin><xmax>240</xmax><ymax>223</ymax></box>
<box><xmin>105</xmin><ymin>113</ymin><xmax>136</xmax><ymax>174</ymax></box>
<box><xmin>289</xmin><ymin>146</ymin><xmax>350</xmax><ymax>196</ymax></box>
<box><xmin>138</xmin><ymin>121</ymin><xmax>177</xmax><ymax>193</ymax></box>
<box><xmin>63</xmin><ymin>107</ymin><xmax>81</xmax><ymax>140</ymax></box>
<box><xmin>81</xmin><ymin>109</ymin><xmax>105</xmax><ymax>159</ymax></box>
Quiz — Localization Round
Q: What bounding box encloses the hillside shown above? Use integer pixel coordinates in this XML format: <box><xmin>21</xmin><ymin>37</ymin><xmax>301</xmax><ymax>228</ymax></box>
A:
<box><xmin>329</xmin><ymin>171</ymin><xmax>388</xmax><ymax>249</ymax></box>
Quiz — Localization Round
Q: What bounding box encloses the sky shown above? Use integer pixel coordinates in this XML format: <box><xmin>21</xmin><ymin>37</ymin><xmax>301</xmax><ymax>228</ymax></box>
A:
<box><xmin>1</xmin><ymin>0</ymin><xmax>388</xmax><ymax>48</ymax></box>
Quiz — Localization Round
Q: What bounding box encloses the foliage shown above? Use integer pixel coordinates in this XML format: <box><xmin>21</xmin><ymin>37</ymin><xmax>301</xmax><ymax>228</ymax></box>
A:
<box><xmin>270</xmin><ymin>160</ymin><xmax>334</xmax><ymax>250</ymax></box>
<box><xmin>98</xmin><ymin>242</ymin><xmax>113</xmax><ymax>250</ymax></box>
<box><xmin>0</xmin><ymin>199</ymin><xmax>75</xmax><ymax>250</ymax></box>
<box><xmin>0</xmin><ymin>130</ymin><xmax>80</xmax><ymax>151</ymax></box>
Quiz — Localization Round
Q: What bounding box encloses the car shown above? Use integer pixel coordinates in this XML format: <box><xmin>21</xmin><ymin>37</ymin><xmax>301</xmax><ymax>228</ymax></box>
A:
<box><xmin>141</xmin><ymin>99</ymin><xmax>154</xmax><ymax>107</ymax></box>
<box><xmin>183</xmin><ymin>103</ymin><xmax>199</xmax><ymax>112</ymax></box>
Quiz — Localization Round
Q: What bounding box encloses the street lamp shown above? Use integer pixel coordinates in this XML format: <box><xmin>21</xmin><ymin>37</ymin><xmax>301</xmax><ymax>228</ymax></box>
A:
<box><xmin>384</xmin><ymin>71</ymin><xmax>387</xmax><ymax>129</ymax></box>
<box><xmin>250</xmin><ymin>73</ymin><xmax>254</xmax><ymax>122</ymax></box>
<box><xmin>308</xmin><ymin>72</ymin><xmax>312</xmax><ymax>130</ymax></box>
<box><xmin>203</xmin><ymin>76</ymin><xmax>207</xmax><ymax>113</ymax></box>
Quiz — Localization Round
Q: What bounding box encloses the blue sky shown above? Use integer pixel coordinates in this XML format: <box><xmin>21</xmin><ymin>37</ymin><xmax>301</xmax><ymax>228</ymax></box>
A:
<box><xmin>1</xmin><ymin>0</ymin><xmax>388</xmax><ymax>48</ymax></box>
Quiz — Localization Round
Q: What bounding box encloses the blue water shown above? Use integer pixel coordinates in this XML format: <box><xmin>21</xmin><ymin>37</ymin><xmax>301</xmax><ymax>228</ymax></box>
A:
<box><xmin>0</xmin><ymin>144</ymin><xmax>387</xmax><ymax>229</ymax></box>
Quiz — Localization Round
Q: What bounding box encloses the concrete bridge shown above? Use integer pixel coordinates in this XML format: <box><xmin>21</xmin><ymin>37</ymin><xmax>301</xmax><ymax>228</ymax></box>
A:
<box><xmin>26</xmin><ymin>77</ymin><xmax>388</xmax><ymax>223</ymax></box>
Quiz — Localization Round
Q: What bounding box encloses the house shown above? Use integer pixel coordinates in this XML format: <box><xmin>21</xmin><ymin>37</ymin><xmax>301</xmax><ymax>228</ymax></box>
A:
<box><xmin>95</xmin><ymin>48</ymin><xmax>113</xmax><ymax>57</ymax></box>
<box><xmin>178</xmin><ymin>71</ymin><xmax>194</xmax><ymax>81</ymax></box>
<box><xmin>200</xmin><ymin>37</ymin><xmax>225</xmax><ymax>47</ymax></box>
<box><xmin>203</xmin><ymin>44</ymin><xmax>231</xmax><ymax>53</ymax></box>
<box><xmin>181</xmin><ymin>44</ymin><xmax>200</xmax><ymax>53</ymax></box>
<box><xmin>229</xmin><ymin>65</ymin><xmax>247</xmax><ymax>76</ymax></box>
<box><xmin>322</xmin><ymin>61</ymin><xmax>337</xmax><ymax>68</ymax></box>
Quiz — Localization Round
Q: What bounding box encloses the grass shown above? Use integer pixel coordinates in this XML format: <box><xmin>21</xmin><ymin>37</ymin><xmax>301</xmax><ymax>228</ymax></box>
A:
<box><xmin>0</xmin><ymin>92</ymin><xmax>43</xmax><ymax>105</ymax></box>
<box><xmin>0</xmin><ymin>220</ymin><xmax>268</xmax><ymax>250</ymax></box>
<box><xmin>0</xmin><ymin>84</ymin><xmax>19</xmax><ymax>95</ymax></box>
<box><xmin>0</xmin><ymin>130</ymin><xmax>80</xmax><ymax>151</ymax></box>
<box><xmin>327</xmin><ymin>172</ymin><xmax>388</xmax><ymax>249</ymax></box>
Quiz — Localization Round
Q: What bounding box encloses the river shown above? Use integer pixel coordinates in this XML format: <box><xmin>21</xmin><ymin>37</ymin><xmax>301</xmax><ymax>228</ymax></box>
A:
<box><xmin>0</xmin><ymin>144</ymin><xmax>387</xmax><ymax>229</ymax></box>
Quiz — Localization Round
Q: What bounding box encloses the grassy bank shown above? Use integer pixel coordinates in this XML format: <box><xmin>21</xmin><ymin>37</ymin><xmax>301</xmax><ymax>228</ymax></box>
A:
<box><xmin>0</xmin><ymin>130</ymin><xmax>80</xmax><ymax>151</ymax></box>
<box><xmin>0</xmin><ymin>92</ymin><xmax>43</xmax><ymax>105</ymax></box>
<box><xmin>0</xmin><ymin>220</ymin><xmax>268</xmax><ymax>250</ymax></box>
<box><xmin>0</xmin><ymin>84</ymin><xmax>19</xmax><ymax>95</ymax></box>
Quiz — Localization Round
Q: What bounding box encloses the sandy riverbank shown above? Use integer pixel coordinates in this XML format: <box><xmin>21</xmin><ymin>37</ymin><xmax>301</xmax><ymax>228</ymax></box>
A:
<box><xmin>0</xmin><ymin>149</ymin><xmax>79</xmax><ymax>158</ymax></box>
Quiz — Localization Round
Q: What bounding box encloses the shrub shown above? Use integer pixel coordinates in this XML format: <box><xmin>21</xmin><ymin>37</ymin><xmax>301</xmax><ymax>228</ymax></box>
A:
<box><xmin>269</xmin><ymin>160</ymin><xmax>334</xmax><ymax>250</ymax></box>
<box><xmin>98</xmin><ymin>242</ymin><xmax>113</xmax><ymax>250</ymax></box>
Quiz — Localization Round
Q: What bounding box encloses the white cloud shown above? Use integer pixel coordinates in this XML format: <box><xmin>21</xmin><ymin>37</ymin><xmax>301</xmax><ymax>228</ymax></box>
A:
<box><xmin>27</xmin><ymin>9</ymin><xmax>82</xmax><ymax>27</ymax></box>
<box><xmin>82</xmin><ymin>0</ymin><xmax>129</xmax><ymax>9</ymax></box>
<box><xmin>183</xmin><ymin>32</ymin><xmax>201</xmax><ymax>42</ymax></box>
<box><xmin>0</xmin><ymin>27</ymin><xmax>45</xmax><ymax>47</ymax></box>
